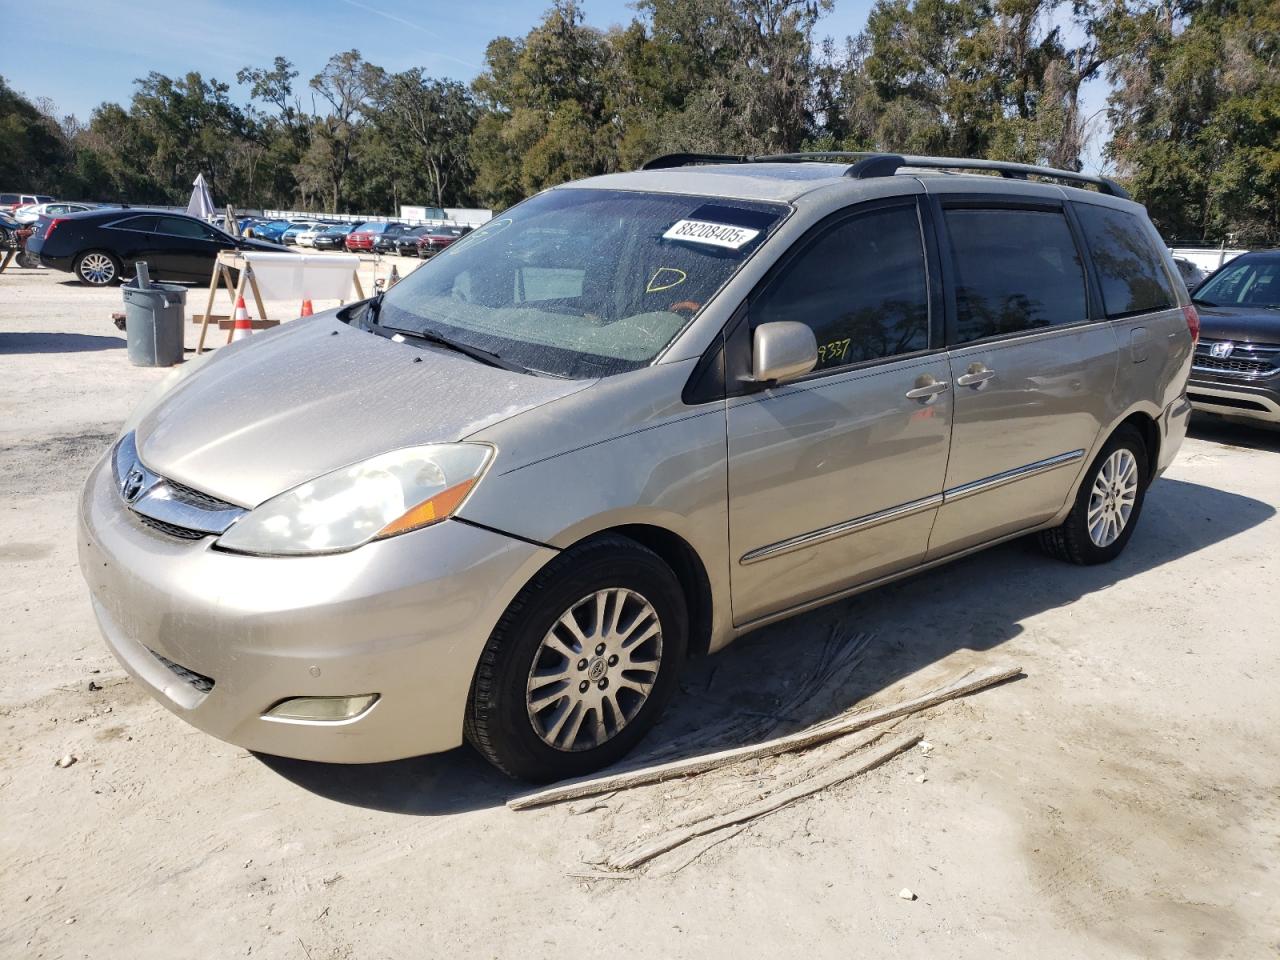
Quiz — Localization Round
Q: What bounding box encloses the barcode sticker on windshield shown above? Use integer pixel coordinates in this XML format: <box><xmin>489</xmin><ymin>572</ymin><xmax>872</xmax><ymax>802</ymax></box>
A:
<box><xmin>663</xmin><ymin>219</ymin><xmax>761</xmax><ymax>250</ymax></box>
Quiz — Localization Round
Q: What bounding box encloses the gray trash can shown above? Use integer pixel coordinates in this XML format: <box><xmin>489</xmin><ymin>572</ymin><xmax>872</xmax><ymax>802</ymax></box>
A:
<box><xmin>123</xmin><ymin>279</ymin><xmax>187</xmax><ymax>366</ymax></box>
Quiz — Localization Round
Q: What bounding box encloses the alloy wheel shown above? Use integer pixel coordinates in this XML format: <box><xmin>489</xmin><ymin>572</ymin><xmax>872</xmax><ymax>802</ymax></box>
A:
<box><xmin>1087</xmin><ymin>448</ymin><xmax>1139</xmax><ymax>548</ymax></box>
<box><xmin>525</xmin><ymin>588</ymin><xmax>663</xmax><ymax>752</ymax></box>
<box><xmin>79</xmin><ymin>253</ymin><xmax>116</xmax><ymax>285</ymax></box>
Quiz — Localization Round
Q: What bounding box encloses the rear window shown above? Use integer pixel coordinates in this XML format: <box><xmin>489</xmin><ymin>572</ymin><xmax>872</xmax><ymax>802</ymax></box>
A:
<box><xmin>1074</xmin><ymin>203</ymin><xmax>1177</xmax><ymax>318</ymax></box>
<box><xmin>111</xmin><ymin>215</ymin><xmax>159</xmax><ymax>232</ymax></box>
<box><xmin>945</xmin><ymin>208</ymin><xmax>1088</xmax><ymax>343</ymax></box>
<box><xmin>0</xmin><ymin>194</ymin><xmax>19</xmax><ymax>204</ymax></box>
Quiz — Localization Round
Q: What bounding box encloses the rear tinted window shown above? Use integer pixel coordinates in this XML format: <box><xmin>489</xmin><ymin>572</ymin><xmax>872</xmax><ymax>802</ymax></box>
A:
<box><xmin>753</xmin><ymin>203</ymin><xmax>930</xmax><ymax>369</ymax></box>
<box><xmin>0</xmin><ymin>194</ymin><xmax>19</xmax><ymax>203</ymax></box>
<box><xmin>1074</xmin><ymin>203</ymin><xmax>1177</xmax><ymax>317</ymax></box>
<box><xmin>945</xmin><ymin>208</ymin><xmax>1088</xmax><ymax>343</ymax></box>
<box><xmin>112</xmin><ymin>215</ymin><xmax>158</xmax><ymax>232</ymax></box>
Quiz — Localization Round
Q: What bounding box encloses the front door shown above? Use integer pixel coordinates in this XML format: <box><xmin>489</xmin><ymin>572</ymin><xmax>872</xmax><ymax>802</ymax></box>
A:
<box><xmin>726</xmin><ymin>197</ymin><xmax>952</xmax><ymax>625</ymax></box>
<box><xmin>154</xmin><ymin>216</ymin><xmax>222</xmax><ymax>280</ymax></box>
<box><xmin>926</xmin><ymin>200</ymin><xmax>1118</xmax><ymax>558</ymax></box>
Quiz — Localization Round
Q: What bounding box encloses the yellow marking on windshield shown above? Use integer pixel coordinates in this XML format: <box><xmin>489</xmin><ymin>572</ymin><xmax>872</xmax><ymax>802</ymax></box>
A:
<box><xmin>646</xmin><ymin>267</ymin><xmax>687</xmax><ymax>293</ymax></box>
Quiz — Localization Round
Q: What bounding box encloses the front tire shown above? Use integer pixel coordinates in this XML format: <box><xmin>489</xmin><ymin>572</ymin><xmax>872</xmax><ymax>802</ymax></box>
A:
<box><xmin>74</xmin><ymin>250</ymin><xmax>122</xmax><ymax>286</ymax></box>
<box><xmin>465</xmin><ymin>535</ymin><xmax>688</xmax><ymax>782</ymax></box>
<box><xmin>1039</xmin><ymin>425</ymin><xmax>1149</xmax><ymax>565</ymax></box>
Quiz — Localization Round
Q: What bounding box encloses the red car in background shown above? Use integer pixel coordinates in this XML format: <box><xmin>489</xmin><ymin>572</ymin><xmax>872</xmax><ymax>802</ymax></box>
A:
<box><xmin>345</xmin><ymin>222</ymin><xmax>408</xmax><ymax>252</ymax></box>
<box><xmin>416</xmin><ymin>225</ymin><xmax>471</xmax><ymax>258</ymax></box>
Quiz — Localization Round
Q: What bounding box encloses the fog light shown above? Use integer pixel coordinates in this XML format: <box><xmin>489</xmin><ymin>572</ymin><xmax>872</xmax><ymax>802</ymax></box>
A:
<box><xmin>263</xmin><ymin>694</ymin><xmax>379</xmax><ymax>722</ymax></box>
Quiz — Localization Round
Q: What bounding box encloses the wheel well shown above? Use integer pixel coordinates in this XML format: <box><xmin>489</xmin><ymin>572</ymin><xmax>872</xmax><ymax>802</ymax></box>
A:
<box><xmin>590</xmin><ymin>524</ymin><xmax>714</xmax><ymax>660</ymax></box>
<box><xmin>1117</xmin><ymin>412</ymin><xmax>1160</xmax><ymax>480</ymax></box>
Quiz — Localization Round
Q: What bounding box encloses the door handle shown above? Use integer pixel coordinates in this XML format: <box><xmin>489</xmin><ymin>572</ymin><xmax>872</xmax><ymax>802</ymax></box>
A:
<box><xmin>956</xmin><ymin>364</ymin><xmax>996</xmax><ymax>388</ymax></box>
<box><xmin>905</xmin><ymin>376</ymin><xmax>950</xmax><ymax>401</ymax></box>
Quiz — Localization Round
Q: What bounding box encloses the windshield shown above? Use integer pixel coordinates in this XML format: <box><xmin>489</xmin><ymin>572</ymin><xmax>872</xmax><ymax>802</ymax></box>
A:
<box><xmin>376</xmin><ymin>188</ymin><xmax>786</xmax><ymax>378</ymax></box>
<box><xmin>1194</xmin><ymin>256</ymin><xmax>1280</xmax><ymax>308</ymax></box>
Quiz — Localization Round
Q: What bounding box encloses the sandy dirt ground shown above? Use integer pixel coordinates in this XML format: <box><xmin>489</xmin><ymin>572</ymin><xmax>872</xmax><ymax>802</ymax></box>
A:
<box><xmin>2</xmin><ymin>261</ymin><xmax>1278</xmax><ymax>959</ymax></box>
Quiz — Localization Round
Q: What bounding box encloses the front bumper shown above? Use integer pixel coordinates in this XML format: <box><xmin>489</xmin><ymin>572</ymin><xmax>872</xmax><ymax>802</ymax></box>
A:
<box><xmin>77</xmin><ymin>453</ymin><xmax>557</xmax><ymax>763</ymax></box>
<box><xmin>1187</xmin><ymin>372</ymin><xmax>1280</xmax><ymax>423</ymax></box>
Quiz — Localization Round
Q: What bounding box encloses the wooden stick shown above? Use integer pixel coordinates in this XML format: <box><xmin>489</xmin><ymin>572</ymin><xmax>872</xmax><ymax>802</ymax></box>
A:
<box><xmin>665</xmin><ymin>721</ymin><xmax>902</xmax><ymax>833</ymax></box>
<box><xmin>247</xmin><ymin>265</ymin><xmax>268</xmax><ymax>320</ymax></box>
<box><xmin>508</xmin><ymin>663</ymin><xmax>1021</xmax><ymax>810</ymax></box>
<box><xmin>196</xmin><ymin>261</ymin><xmax>225</xmax><ymax>354</ymax></box>
<box><xmin>607</xmin><ymin>732</ymin><xmax>921</xmax><ymax>871</ymax></box>
<box><xmin>649</xmin><ymin>824</ymin><xmax>748</xmax><ymax>877</ymax></box>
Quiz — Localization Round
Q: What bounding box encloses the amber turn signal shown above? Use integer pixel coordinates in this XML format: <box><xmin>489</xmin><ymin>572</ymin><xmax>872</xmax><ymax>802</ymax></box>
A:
<box><xmin>376</xmin><ymin>478</ymin><xmax>478</xmax><ymax>538</ymax></box>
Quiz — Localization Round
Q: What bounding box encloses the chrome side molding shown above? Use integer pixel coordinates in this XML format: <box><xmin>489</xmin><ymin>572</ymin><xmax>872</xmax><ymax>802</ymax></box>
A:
<box><xmin>740</xmin><ymin>449</ymin><xmax>1085</xmax><ymax>565</ymax></box>
<box><xmin>740</xmin><ymin>494</ymin><xmax>943</xmax><ymax>565</ymax></box>
<box><xmin>941</xmin><ymin>449</ymin><xmax>1084</xmax><ymax>503</ymax></box>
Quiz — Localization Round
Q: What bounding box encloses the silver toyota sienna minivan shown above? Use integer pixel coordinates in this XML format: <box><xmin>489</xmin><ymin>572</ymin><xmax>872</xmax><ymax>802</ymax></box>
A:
<box><xmin>79</xmin><ymin>153</ymin><xmax>1197</xmax><ymax>781</ymax></box>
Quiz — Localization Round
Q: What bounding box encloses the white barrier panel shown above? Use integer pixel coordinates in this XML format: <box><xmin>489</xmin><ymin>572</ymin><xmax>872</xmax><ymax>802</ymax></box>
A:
<box><xmin>240</xmin><ymin>252</ymin><xmax>361</xmax><ymax>300</ymax></box>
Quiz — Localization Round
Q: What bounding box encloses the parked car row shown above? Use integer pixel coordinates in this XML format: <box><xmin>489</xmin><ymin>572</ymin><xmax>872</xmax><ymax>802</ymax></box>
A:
<box><xmin>0</xmin><ymin>191</ymin><xmax>54</xmax><ymax>215</ymax></box>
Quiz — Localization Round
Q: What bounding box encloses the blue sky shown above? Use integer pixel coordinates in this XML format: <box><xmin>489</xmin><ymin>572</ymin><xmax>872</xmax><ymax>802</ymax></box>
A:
<box><xmin>4</xmin><ymin>0</ymin><xmax>871</xmax><ymax>116</ymax></box>
<box><xmin>5</xmin><ymin>0</ymin><xmax>1108</xmax><ymax>170</ymax></box>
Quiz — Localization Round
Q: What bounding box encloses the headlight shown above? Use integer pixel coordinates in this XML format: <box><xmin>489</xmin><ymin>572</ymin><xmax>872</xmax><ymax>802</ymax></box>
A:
<box><xmin>215</xmin><ymin>443</ymin><xmax>493</xmax><ymax>556</ymax></box>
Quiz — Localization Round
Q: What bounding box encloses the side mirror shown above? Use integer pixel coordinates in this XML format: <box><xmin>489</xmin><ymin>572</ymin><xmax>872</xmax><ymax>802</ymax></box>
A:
<box><xmin>752</xmin><ymin>321</ymin><xmax>818</xmax><ymax>385</ymax></box>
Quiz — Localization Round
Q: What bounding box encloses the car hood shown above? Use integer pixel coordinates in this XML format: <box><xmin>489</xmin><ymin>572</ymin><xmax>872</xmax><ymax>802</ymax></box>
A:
<box><xmin>135</xmin><ymin>313</ymin><xmax>592</xmax><ymax>506</ymax></box>
<box><xmin>1194</xmin><ymin>304</ymin><xmax>1280</xmax><ymax>343</ymax></box>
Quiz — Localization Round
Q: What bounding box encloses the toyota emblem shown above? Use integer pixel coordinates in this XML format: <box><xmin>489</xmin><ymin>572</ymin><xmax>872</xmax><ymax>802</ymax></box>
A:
<box><xmin>1209</xmin><ymin>341</ymin><xmax>1235</xmax><ymax>359</ymax></box>
<box><xmin>121</xmin><ymin>466</ymin><xmax>146</xmax><ymax>503</ymax></box>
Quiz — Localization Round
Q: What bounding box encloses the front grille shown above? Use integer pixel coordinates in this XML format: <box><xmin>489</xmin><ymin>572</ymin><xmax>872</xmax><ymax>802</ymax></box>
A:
<box><xmin>138</xmin><ymin>514</ymin><xmax>207</xmax><ymax>540</ymax></box>
<box><xmin>147</xmin><ymin>648</ymin><xmax>215</xmax><ymax>693</ymax></box>
<box><xmin>1193</xmin><ymin>340</ymin><xmax>1280</xmax><ymax>378</ymax></box>
<box><xmin>165</xmin><ymin>479</ymin><xmax>237</xmax><ymax>512</ymax></box>
<box><xmin>1193</xmin><ymin>355</ymin><xmax>1273</xmax><ymax>375</ymax></box>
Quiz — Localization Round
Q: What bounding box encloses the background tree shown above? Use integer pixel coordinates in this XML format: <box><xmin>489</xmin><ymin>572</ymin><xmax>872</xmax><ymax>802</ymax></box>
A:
<box><xmin>1105</xmin><ymin>0</ymin><xmax>1280</xmax><ymax>244</ymax></box>
<box><xmin>0</xmin><ymin>0</ymin><xmax>1273</xmax><ymax>242</ymax></box>
<box><xmin>372</xmin><ymin>71</ymin><xmax>477</xmax><ymax>208</ymax></box>
<box><xmin>300</xmin><ymin>50</ymin><xmax>380</xmax><ymax>211</ymax></box>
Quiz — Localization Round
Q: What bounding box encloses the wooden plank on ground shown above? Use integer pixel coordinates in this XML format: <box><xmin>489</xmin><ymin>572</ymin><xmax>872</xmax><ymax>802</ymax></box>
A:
<box><xmin>607</xmin><ymin>731</ymin><xmax>922</xmax><ymax>870</ymax></box>
<box><xmin>508</xmin><ymin>663</ymin><xmax>1022</xmax><ymax>811</ymax></box>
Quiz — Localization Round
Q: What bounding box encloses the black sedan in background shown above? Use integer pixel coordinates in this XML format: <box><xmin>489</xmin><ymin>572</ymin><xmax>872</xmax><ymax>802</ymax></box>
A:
<box><xmin>27</xmin><ymin>209</ymin><xmax>287</xmax><ymax>285</ymax></box>
<box><xmin>313</xmin><ymin>223</ymin><xmax>357</xmax><ymax>251</ymax></box>
<box><xmin>391</xmin><ymin>225</ymin><xmax>429</xmax><ymax>256</ymax></box>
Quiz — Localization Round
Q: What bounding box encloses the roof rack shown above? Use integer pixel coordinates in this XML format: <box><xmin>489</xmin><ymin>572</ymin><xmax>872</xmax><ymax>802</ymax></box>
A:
<box><xmin>640</xmin><ymin>151</ymin><xmax>1130</xmax><ymax>199</ymax></box>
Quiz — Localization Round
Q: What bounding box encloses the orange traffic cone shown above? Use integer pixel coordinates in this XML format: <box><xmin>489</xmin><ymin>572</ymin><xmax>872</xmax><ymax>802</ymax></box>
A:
<box><xmin>299</xmin><ymin>299</ymin><xmax>314</xmax><ymax>317</ymax></box>
<box><xmin>231</xmin><ymin>295</ymin><xmax>254</xmax><ymax>342</ymax></box>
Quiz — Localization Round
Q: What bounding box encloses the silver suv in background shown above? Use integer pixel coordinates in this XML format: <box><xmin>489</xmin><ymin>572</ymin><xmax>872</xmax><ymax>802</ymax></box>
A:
<box><xmin>79</xmin><ymin>153</ymin><xmax>1196</xmax><ymax>782</ymax></box>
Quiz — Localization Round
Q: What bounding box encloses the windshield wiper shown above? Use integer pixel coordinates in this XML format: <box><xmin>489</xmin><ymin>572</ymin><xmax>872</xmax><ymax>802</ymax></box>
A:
<box><xmin>398</xmin><ymin>327</ymin><xmax>533</xmax><ymax>374</ymax></box>
<box><xmin>356</xmin><ymin>293</ymin><xmax>537</xmax><ymax>375</ymax></box>
<box><xmin>368</xmin><ymin>319</ymin><xmax>533</xmax><ymax>375</ymax></box>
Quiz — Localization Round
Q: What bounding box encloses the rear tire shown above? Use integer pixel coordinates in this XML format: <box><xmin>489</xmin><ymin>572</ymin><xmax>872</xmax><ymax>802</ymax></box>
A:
<box><xmin>1039</xmin><ymin>425</ymin><xmax>1149</xmax><ymax>565</ymax></box>
<box><xmin>74</xmin><ymin>250</ymin><xmax>122</xmax><ymax>286</ymax></box>
<box><xmin>465</xmin><ymin>534</ymin><xmax>687</xmax><ymax>782</ymax></box>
